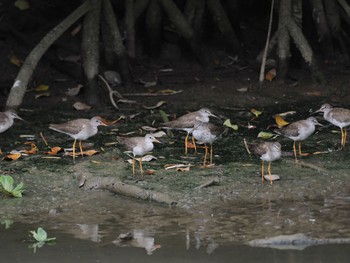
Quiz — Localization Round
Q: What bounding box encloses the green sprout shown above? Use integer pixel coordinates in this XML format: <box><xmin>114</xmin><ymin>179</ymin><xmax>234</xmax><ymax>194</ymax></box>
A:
<box><xmin>0</xmin><ymin>175</ymin><xmax>24</xmax><ymax>198</ymax></box>
<box><xmin>29</xmin><ymin>227</ymin><xmax>56</xmax><ymax>253</ymax></box>
<box><xmin>30</xmin><ymin>227</ymin><xmax>56</xmax><ymax>242</ymax></box>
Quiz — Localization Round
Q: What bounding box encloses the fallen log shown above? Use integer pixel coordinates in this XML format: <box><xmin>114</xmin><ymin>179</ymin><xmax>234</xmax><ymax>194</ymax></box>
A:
<box><xmin>80</xmin><ymin>174</ymin><xmax>178</xmax><ymax>206</ymax></box>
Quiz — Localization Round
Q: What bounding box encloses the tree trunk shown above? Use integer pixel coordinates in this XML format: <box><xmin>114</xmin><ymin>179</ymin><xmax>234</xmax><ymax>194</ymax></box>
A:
<box><xmin>184</xmin><ymin>0</ymin><xmax>205</xmax><ymax>35</ymax></box>
<box><xmin>158</xmin><ymin>0</ymin><xmax>209</xmax><ymax>66</ymax></box>
<box><xmin>277</xmin><ymin>0</ymin><xmax>291</xmax><ymax>80</ymax></box>
<box><xmin>125</xmin><ymin>0</ymin><xmax>136</xmax><ymax>58</ymax></box>
<box><xmin>5</xmin><ymin>0</ymin><xmax>91</xmax><ymax>110</ymax></box>
<box><xmin>145</xmin><ymin>0</ymin><xmax>162</xmax><ymax>57</ymax></box>
<box><xmin>324</xmin><ymin>0</ymin><xmax>349</xmax><ymax>61</ymax></box>
<box><xmin>82</xmin><ymin>0</ymin><xmax>101</xmax><ymax>106</ymax></box>
<box><xmin>134</xmin><ymin>0</ymin><xmax>150</xmax><ymax>22</ymax></box>
<box><xmin>206</xmin><ymin>0</ymin><xmax>240</xmax><ymax>54</ymax></box>
<box><xmin>310</xmin><ymin>0</ymin><xmax>334</xmax><ymax>60</ymax></box>
<box><xmin>102</xmin><ymin>0</ymin><xmax>132</xmax><ymax>87</ymax></box>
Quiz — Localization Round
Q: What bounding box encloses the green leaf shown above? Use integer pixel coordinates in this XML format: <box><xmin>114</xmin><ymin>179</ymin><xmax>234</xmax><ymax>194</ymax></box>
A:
<box><xmin>0</xmin><ymin>176</ymin><xmax>14</xmax><ymax>192</ymax></box>
<box><xmin>257</xmin><ymin>131</ymin><xmax>276</xmax><ymax>139</ymax></box>
<box><xmin>1</xmin><ymin>219</ymin><xmax>14</xmax><ymax>229</ymax></box>
<box><xmin>223</xmin><ymin>119</ymin><xmax>238</xmax><ymax>130</ymax></box>
<box><xmin>159</xmin><ymin>109</ymin><xmax>169</xmax><ymax>123</ymax></box>
<box><xmin>13</xmin><ymin>182</ymin><xmax>24</xmax><ymax>193</ymax></box>
<box><xmin>30</xmin><ymin>227</ymin><xmax>56</xmax><ymax>242</ymax></box>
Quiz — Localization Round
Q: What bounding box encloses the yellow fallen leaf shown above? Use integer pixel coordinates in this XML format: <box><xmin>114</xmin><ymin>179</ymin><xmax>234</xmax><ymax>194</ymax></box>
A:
<box><xmin>10</xmin><ymin>54</ymin><xmax>23</xmax><ymax>67</ymax></box>
<box><xmin>251</xmin><ymin>108</ymin><xmax>262</xmax><ymax>118</ymax></box>
<box><xmin>14</xmin><ymin>0</ymin><xmax>30</xmax><ymax>10</ymax></box>
<box><xmin>275</xmin><ymin>114</ymin><xmax>289</xmax><ymax>127</ymax></box>
<box><xmin>223</xmin><ymin>119</ymin><xmax>238</xmax><ymax>130</ymax></box>
<box><xmin>34</xmin><ymin>84</ymin><xmax>49</xmax><ymax>91</ymax></box>
<box><xmin>35</xmin><ymin>92</ymin><xmax>50</xmax><ymax>99</ymax></box>
<box><xmin>142</xmin><ymin>101</ymin><xmax>166</xmax><ymax>109</ymax></box>
<box><xmin>257</xmin><ymin>131</ymin><xmax>276</xmax><ymax>139</ymax></box>
<box><xmin>160</xmin><ymin>89</ymin><xmax>178</xmax><ymax>94</ymax></box>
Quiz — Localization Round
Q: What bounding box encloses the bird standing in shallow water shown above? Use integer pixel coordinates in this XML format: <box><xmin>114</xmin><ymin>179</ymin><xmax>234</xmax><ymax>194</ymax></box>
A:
<box><xmin>315</xmin><ymin>103</ymin><xmax>350</xmax><ymax>148</ymax></box>
<box><xmin>274</xmin><ymin>117</ymin><xmax>322</xmax><ymax>162</ymax></box>
<box><xmin>161</xmin><ymin>108</ymin><xmax>218</xmax><ymax>155</ymax></box>
<box><xmin>244</xmin><ymin>139</ymin><xmax>282</xmax><ymax>184</ymax></box>
<box><xmin>117</xmin><ymin>134</ymin><xmax>160</xmax><ymax>176</ymax></box>
<box><xmin>192</xmin><ymin>122</ymin><xmax>225</xmax><ymax>166</ymax></box>
<box><xmin>49</xmin><ymin>116</ymin><xmax>107</xmax><ymax>162</ymax></box>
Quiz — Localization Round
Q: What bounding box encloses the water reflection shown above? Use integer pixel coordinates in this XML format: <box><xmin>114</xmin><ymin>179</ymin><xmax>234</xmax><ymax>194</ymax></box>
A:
<box><xmin>1</xmin><ymin>194</ymin><xmax>350</xmax><ymax>262</ymax></box>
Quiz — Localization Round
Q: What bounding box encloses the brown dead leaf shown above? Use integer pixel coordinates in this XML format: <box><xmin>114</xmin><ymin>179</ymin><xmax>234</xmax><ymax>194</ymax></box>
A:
<box><xmin>66</xmin><ymin>149</ymin><xmax>99</xmax><ymax>156</ymax></box>
<box><xmin>22</xmin><ymin>142</ymin><xmax>38</xmax><ymax>154</ymax></box>
<box><xmin>10</xmin><ymin>54</ymin><xmax>23</xmax><ymax>67</ymax></box>
<box><xmin>176</xmin><ymin>166</ymin><xmax>190</xmax><ymax>172</ymax></box>
<box><xmin>44</xmin><ymin>146</ymin><xmax>62</xmax><ymax>155</ymax></box>
<box><xmin>35</xmin><ymin>92</ymin><xmax>50</xmax><ymax>99</ymax></box>
<box><xmin>265</xmin><ymin>68</ymin><xmax>276</xmax><ymax>81</ymax></box>
<box><xmin>102</xmin><ymin>116</ymin><xmax>125</xmax><ymax>125</ymax></box>
<box><xmin>146</xmin><ymin>169</ymin><xmax>156</xmax><ymax>175</ymax></box>
<box><xmin>2</xmin><ymin>153</ymin><xmax>22</xmax><ymax>161</ymax></box>
<box><xmin>66</xmin><ymin>84</ymin><xmax>83</xmax><ymax>96</ymax></box>
<box><xmin>73</xmin><ymin>101</ymin><xmax>91</xmax><ymax>110</ymax></box>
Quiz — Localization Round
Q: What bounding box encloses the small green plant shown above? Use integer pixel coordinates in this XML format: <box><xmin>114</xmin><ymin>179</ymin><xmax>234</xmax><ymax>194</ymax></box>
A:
<box><xmin>0</xmin><ymin>175</ymin><xmax>24</xmax><ymax>197</ymax></box>
<box><xmin>29</xmin><ymin>227</ymin><xmax>56</xmax><ymax>253</ymax></box>
<box><xmin>30</xmin><ymin>227</ymin><xmax>56</xmax><ymax>242</ymax></box>
<box><xmin>1</xmin><ymin>219</ymin><xmax>14</xmax><ymax>229</ymax></box>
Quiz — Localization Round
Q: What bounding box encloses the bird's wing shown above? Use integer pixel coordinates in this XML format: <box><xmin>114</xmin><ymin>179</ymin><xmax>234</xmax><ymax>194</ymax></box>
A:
<box><xmin>330</xmin><ymin>109</ymin><xmax>350</xmax><ymax>123</ymax></box>
<box><xmin>49</xmin><ymin>119</ymin><xmax>88</xmax><ymax>135</ymax></box>
<box><xmin>276</xmin><ymin>122</ymin><xmax>300</xmax><ymax>137</ymax></box>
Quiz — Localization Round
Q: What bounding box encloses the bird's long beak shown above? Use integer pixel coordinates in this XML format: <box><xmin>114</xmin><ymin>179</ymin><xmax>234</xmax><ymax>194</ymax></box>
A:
<box><xmin>315</xmin><ymin>120</ymin><xmax>324</xmax><ymax>126</ymax></box>
<box><xmin>210</xmin><ymin>113</ymin><xmax>220</xmax><ymax>119</ymax></box>
<box><xmin>152</xmin><ymin>138</ymin><xmax>162</xmax><ymax>144</ymax></box>
<box><xmin>311</xmin><ymin>107</ymin><xmax>322</xmax><ymax>115</ymax></box>
<box><xmin>15</xmin><ymin>114</ymin><xmax>24</xmax><ymax>121</ymax></box>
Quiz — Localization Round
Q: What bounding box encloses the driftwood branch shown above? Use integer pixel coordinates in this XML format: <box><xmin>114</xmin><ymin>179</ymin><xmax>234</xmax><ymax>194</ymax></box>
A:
<box><xmin>82</xmin><ymin>174</ymin><xmax>178</xmax><ymax>206</ymax></box>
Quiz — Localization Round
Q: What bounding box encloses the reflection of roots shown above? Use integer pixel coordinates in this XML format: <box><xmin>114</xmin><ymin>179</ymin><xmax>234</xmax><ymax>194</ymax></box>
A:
<box><xmin>81</xmin><ymin>174</ymin><xmax>177</xmax><ymax>206</ymax></box>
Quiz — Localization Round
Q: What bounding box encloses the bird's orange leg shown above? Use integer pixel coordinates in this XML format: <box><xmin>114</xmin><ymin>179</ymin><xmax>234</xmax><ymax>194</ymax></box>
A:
<box><xmin>192</xmin><ymin>136</ymin><xmax>197</xmax><ymax>153</ymax></box>
<box><xmin>293</xmin><ymin>141</ymin><xmax>298</xmax><ymax>162</ymax></box>
<box><xmin>261</xmin><ymin>161</ymin><xmax>265</xmax><ymax>183</ymax></box>
<box><xmin>79</xmin><ymin>140</ymin><xmax>84</xmax><ymax>156</ymax></box>
<box><xmin>185</xmin><ymin>133</ymin><xmax>189</xmax><ymax>155</ymax></box>
<box><xmin>139</xmin><ymin>157</ymin><xmax>144</xmax><ymax>178</ymax></box>
<box><xmin>267</xmin><ymin>162</ymin><xmax>273</xmax><ymax>185</ymax></box>
<box><xmin>132</xmin><ymin>159</ymin><xmax>136</xmax><ymax>175</ymax></box>
<box><xmin>341</xmin><ymin>128</ymin><xmax>347</xmax><ymax>147</ymax></box>
<box><xmin>72</xmin><ymin>139</ymin><xmax>77</xmax><ymax>162</ymax></box>
<box><xmin>345</xmin><ymin>129</ymin><xmax>347</xmax><ymax>146</ymax></box>
<box><xmin>209</xmin><ymin>144</ymin><xmax>213</xmax><ymax>165</ymax></box>
<box><xmin>203</xmin><ymin>144</ymin><xmax>208</xmax><ymax>166</ymax></box>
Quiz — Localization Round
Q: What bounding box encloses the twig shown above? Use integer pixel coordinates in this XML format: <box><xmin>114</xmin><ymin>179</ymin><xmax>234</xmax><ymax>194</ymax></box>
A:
<box><xmin>259</xmin><ymin>0</ymin><xmax>275</xmax><ymax>86</ymax></box>
<box><xmin>98</xmin><ymin>74</ymin><xmax>123</xmax><ymax>109</ymax></box>
<box><xmin>122</xmin><ymin>90</ymin><xmax>183</xmax><ymax>96</ymax></box>
<box><xmin>196</xmin><ymin>178</ymin><xmax>220</xmax><ymax>189</ymax></box>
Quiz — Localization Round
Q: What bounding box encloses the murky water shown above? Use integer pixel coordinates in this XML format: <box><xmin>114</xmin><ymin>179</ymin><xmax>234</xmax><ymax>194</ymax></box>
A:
<box><xmin>2</xmin><ymin>191</ymin><xmax>350</xmax><ymax>262</ymax></box>
<box><xmin>2</xmin><ymin>103</ymin><xmax>350</xmax><ymax>261</ymax></box>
